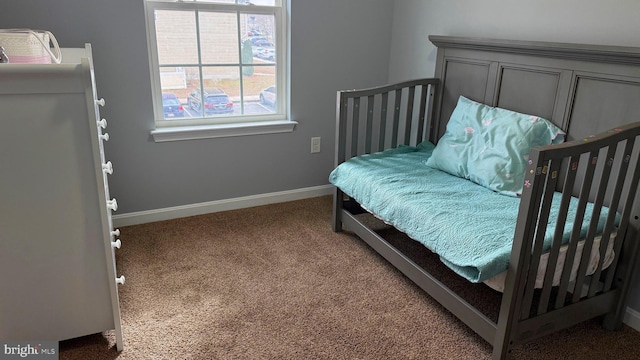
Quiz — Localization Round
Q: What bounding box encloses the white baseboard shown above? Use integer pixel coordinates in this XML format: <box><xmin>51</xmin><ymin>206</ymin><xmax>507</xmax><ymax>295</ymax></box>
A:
<box><xmin>625</xmin><ymin>306</ymin><xmax>640</xmax><ymax>332</ymax></box>
<box><xmin>112</xmin><ymin>184</ymin><xmax>334</xmax><ymax>227</ymax></box>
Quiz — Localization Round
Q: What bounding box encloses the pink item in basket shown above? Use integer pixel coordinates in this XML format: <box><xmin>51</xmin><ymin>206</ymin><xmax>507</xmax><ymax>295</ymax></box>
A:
<box><xmin>8</xmin><ymin>54</ymin><xmax>52</xmax><ymax>64</ymax></box>
<box><xmin>0</xmin><ymin>29</ymin><xmax>62</xmax><ymax>64</ymax></box>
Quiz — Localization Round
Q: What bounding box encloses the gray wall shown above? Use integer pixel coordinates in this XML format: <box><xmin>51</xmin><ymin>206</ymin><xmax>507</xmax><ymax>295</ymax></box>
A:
<box><xmin>387</xmin><ymin>0</ymin><xmax>640</xmax><ymax>315</ymax></box>
<box><xmin>0</xmin><ymin>0</ymin><xmax>394</xmax><ymax>214</ymax></box>
<box><xmin>389</xmin><ymin>0</ymin><xmax>640</xmax><ymax>82</ymax></box>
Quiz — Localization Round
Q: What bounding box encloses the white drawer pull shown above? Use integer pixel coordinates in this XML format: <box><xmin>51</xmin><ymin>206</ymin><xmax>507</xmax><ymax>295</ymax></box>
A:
<box><xmin>111</xmin><ymin>229</ymin><xmax>120</xmax><ymax>237</ymax></box>
<box><xmin>96</xmin><ymin>98</ymin><xmax>105</xmax><ymax>107</ymax></box>
<box><xmin>111</xmin><ymin>239</ymin><xmax>121</xmax><ymax>249</ymax></box>
<box><xmin>115</xmin><ymin>275</ymin><xmax>125</xmax><ymax>285</ymax></box>
<box><xmin>100</xmin><ymin>133</ymin><xmax>110</xmax><ymax>141</ymax></box>
<box><xmin>102</xmin><ymin>161</ymin><xmax>113</xmax><ymax>175</ymax></box>
<box><xmin>97</xmin><ymin>118</ymin><xmax>107</xmax><ymax>129</ymax></box>
<box><xmin>107</xmin><ymin>198</ymin><xmax>118</xmax><ymax>211</ymax></box>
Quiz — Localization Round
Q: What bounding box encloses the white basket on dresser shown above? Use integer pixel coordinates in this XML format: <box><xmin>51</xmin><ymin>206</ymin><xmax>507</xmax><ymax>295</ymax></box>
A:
<box><xmin>0</xmin><ymin>44</ymin><xmax>124</xmax><ymax>350</ymax></box>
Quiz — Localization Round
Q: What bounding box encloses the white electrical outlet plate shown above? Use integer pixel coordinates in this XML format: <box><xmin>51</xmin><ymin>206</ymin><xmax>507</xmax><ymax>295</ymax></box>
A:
<box><xmin>311</xmin><ymin>137</ymin><xmax>321</xmax><ymax>153</ymax></box>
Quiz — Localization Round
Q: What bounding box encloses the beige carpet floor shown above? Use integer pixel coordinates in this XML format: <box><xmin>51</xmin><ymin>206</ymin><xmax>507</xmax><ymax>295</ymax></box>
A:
<box><xmin>59</xmin><ymin>196</ymin><xmax>640</xmax><ymax>359</ymax></box>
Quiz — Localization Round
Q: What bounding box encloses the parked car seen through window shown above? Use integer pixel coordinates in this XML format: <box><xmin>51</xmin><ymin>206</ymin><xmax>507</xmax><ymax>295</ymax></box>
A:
<box><xmin>162</xmin><ymin>93</ymin><xmax>185</xmax><ymax>118</ymax></box>
<box><xmin>260</xmin><ymin>86</ymin><xmax>276</xmax><ymax>107</ymax></box>
<box><xmin>187</xmin><ymin>88</ymin><xmax>234</xmax><ymax>117</ymax></box>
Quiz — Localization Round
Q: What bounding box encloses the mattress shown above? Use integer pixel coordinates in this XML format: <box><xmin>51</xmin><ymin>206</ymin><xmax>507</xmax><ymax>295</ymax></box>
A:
<box><xmin>483</xmin><ymin>231</ymin><xmax>616</xmax><ymax>292</ymax></box>
<box><xmin>329</xmin><ymin>141</ymin><xmax>616</xmax><ymax>285</ymax></box>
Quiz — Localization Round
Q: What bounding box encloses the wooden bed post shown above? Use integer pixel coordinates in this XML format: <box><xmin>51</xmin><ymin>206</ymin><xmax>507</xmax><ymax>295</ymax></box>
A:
<box><xmin>332</xmin><ymin>187</ymin><xmax>343</xmax><ymax>232</ymax></box>
<box><xmin>603</xmin><ymin>228</ymin><xmax>640</xmax><ymax>330</ymax></box>
<box><xmin>603</xmin><ymin>195</ymin><xmax>640</xmax><ymax>330</ymax></box>
<box><xmin>600</xmin><ymin>146</ymin><xmax>640</xmax><ymax>330</ymax></box>
<box><xmin>491</xmin><ymin>149</ymin><xmax>547</xmax><ymax>359</ymax></box>
<box><xmin>332</xmin><ymin>89</ymin><xmax>349</xmax><ymax>233</ymax></box>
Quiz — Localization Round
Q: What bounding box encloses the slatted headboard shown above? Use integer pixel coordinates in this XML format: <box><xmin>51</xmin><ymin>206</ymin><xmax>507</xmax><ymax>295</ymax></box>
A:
<box><xmin>429</xmin><ymin>36</ymin><xmax>640</xmax><ymax>144</ymax></box>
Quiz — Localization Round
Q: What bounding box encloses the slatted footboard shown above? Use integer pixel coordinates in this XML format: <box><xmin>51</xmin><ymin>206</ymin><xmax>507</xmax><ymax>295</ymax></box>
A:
<box><xmin>495</xmin><ymin>121</ymin><xmax>640</xmax><ymax>357</ymax></box>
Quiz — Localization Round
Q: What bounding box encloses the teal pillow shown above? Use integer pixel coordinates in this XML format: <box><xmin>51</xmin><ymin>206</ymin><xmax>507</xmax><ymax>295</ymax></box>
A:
<box><xmin>426</xmin><ymin>96</ymin><xmax>565</xmax><ymax>196</ymax></box>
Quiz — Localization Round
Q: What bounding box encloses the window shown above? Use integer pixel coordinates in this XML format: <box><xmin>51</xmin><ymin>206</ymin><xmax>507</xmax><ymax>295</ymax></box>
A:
<box><xmin>144</xmin><ymin>0</ymin><xmax>293</xmax><ymax>141</ymax></box>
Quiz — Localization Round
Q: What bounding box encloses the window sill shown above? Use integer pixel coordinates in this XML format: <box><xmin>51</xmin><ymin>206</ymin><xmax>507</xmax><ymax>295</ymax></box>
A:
<box><xmin>150</xmin><ymin>120</ymin><xmax>298</xmax><ymax>142</ymax></box>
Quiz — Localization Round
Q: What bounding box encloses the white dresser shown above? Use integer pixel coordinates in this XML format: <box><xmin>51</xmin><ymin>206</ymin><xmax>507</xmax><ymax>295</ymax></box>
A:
<box><xmin>0</xmin><ymin>44</ymin><xmax>124</xmax><ymax>350</ymax></box>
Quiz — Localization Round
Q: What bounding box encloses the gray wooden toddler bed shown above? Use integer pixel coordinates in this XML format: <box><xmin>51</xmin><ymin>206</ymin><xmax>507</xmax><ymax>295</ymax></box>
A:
<box><xmin>330</xmin><ymin>36</ymin><xmax>640</xmax><ymax>359</ymax></box>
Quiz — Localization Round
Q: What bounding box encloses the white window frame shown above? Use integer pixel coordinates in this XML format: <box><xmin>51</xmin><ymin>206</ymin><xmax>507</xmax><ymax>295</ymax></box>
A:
<box><xmin>144</xmin><ymin>0</ymin><xmax>295</xmax><ymax>142</ymax></box>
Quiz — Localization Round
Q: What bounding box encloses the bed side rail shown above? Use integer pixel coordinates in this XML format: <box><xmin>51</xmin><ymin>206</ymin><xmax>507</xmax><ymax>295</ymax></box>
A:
<box><xmin>496</xmin><ymin>121</ymin><xmax>640</xmax><ymax>351</ymax></box>
<box><xmin>334</xmin><ymin>78</ymin><xmax>439</xmax><ymax>167</ymax></box>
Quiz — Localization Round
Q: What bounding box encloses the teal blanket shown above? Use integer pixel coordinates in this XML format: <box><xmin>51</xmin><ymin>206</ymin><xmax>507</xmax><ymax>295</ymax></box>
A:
<box><xmin>329</xmin><ymin>142</ymin><xmax>611</xmax><ymax>283</ymax></box>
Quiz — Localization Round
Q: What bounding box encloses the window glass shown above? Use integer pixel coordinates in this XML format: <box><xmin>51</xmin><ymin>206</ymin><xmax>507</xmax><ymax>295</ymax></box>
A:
<box><xmin>244</xmin><ymin>63</ymin><xmax>275</xmax><ymax>114</ymax></box>
<box><xmin>199</xmin><ymin>12</ymin><xmax>239</xmax><ymax>64</ymax></box>
<box><xmin>154</xmin><ymin>10</ymin><xmax>198</xmax><ymax>65</ymax></box>
<box><xmin>146</xmin><ymin>0</ymin><xmax>286</xmax><ymax>126</ymax></box>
